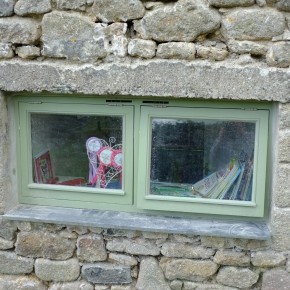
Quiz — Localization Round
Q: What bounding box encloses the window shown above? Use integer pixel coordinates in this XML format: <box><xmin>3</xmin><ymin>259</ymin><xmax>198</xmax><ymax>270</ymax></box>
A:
<box><xmin>16</xmin><ymin>97</ymin><xmax>270</xmax><ymax>217</ymax></box>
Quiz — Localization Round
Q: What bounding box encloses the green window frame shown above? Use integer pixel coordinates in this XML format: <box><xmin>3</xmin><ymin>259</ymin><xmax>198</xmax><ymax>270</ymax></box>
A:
<box><xmin>15</xmin><ymin>96</ymin><xmax>270</xmax><ymax>217</ymax></box>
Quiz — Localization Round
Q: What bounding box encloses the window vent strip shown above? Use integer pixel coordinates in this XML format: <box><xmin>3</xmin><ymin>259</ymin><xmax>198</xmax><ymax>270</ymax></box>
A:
<box><xmin>142</xmin><ymin>101</ymin><xmax>169</xmax><ymax>104</ymax></box>
<box><xmin>106</xmin><ymin>100</ymin><xmax>132</xmax><ymax>103</ymax></box>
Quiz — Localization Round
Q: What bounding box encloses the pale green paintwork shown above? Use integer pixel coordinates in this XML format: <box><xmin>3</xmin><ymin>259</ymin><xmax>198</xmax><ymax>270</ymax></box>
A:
<box><xmin>15</xmin><ymin>96</ymin><xmax>271</xmax><ymax>218</ymax></box>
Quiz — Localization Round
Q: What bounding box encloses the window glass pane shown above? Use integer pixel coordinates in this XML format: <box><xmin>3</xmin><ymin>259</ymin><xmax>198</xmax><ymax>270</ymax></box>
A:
<box><xmin>150</xmin><ymin>118</ymin><xmax>255</xmax><ymax>201</ymax></box>
<box><xmin>31</xmin><ymin>113</ymin><xmax>123</xmax><ymax>189</ymax></box>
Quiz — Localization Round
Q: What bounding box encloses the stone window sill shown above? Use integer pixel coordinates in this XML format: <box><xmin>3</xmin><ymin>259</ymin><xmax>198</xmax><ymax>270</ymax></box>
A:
<box><xmin>3</xmin><ymin>205</ymin><xmax>270</xmax><ymax>240</ymax></box>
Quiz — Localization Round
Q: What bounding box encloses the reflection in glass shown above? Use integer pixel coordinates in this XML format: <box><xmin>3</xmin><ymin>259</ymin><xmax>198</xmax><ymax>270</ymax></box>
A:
<box><xmin>150</xmin><ymin>118</ymin><xmax>255</xmax><ymax>201</ymax></box>
<box><xmin>31</xmin><ymin>114</ymin><xmax>123</xmax><ymax>189</ymax></box>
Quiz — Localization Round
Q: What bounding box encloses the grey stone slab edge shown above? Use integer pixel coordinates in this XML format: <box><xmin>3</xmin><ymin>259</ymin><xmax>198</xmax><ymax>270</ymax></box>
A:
<box><xmin>0</xmin><ymin>59</ymin><xmax>290</xmax><ymax>102</ymax></box>
<box><xmin>3</xmin><ymin>205</ymin><xmax>270</xmax><ymax>240</ymax></box>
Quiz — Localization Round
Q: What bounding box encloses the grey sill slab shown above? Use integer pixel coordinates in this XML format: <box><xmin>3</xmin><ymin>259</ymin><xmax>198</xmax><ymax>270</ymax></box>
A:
<box><xmin>3</xmin><ymin>205</ymin><xmax>270</xmax><ymax>240</ymax></box>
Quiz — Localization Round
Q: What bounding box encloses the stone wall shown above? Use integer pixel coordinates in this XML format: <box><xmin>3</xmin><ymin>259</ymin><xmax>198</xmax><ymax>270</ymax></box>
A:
<box><xmin>0</xmin><ymin>0</ymin><xmax>290</xmax><ymax>67</ymax></box>
<box><xmin>1</xmin><ymin>220</ymin><xmax>290</xmax><ymax>290</ymax></box>
<box><xmin>1</xmin><ymin>0</ymin><xmax>290</xmax><ymax>289</ymax></box>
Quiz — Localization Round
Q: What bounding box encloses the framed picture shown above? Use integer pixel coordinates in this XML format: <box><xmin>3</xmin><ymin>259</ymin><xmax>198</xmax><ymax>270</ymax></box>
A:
<box><xmin>34</xmin><ymin>150</ymin><xmax>55</xmax><ymax>184</ymax></box>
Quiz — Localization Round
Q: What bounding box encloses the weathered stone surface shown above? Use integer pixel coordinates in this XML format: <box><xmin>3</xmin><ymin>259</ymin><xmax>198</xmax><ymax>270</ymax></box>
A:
<box><xmin>280</xmin><ymin>103</ymin><xmax>290</xmax><ymax>129</ymax></box>
<box><xmin>209</xmin><ymin>0</ymin><xmax>254</xmax><ymax>7</ymax></box>
<box><xmin>136</xmin><ymin>257</ymin><xmax>170</xmax><ymax>290</ymax></box>
<box><xmin>0</xmin><ymin>237</ymin><xmax>14</xmax><ymax>250</ymax></box>
<box><xmin>0</xmin><ymin>43</ymin><xmax>13</xmax><ymax>59</ymax></box>
<box><xmin>0</xmin><ymin>17</ymin><xmax>41</xmax><ymax>44</ymax></box>
<box><xmin>16</xmin><ymin>46</ymin><xmax>40</xmax><ymax>60</ymax></box>
<box><xmin>128</xmin><ymin>39</ymin><xmax>156</xmax><ymax>59</ymax></box>
<box><xmin>0</xmin><ymin>60</ymin><xmax>290</xmax><ymax>103</ymax></box>
<box><xmin>106</xmin><ymin>238</ymin><xmax>160</xmax><ymax>256</ymax></box>
<box><xmin>233</xmin><ymin>239</ymin><xmax>270</xmax><ymax>251</ymax></box>
<box><xmin>0</xmin><ymin>251</ymin><xmax>34</xmax><ymax>274</ymax></box>
<box><xmin>111</xmin><ymin>286</ymin><xmax>135</xmax><ymax>290</ymax></box>
<box><xmin>262</xmin><ymin>269</ymin><xmax>290</xmax><ymax>290</ymax></box>
<box><xmin>94</xmin><ymin>286</ymin><xmax>110</xmax><ymax>290</ymax></box>
<box><xmin>161</xmin><ymin>258</ymin><xmax>218</xmax><ymax>281</ymax></box>
<box><xmin>142</xmin><ymin>231</ymin><xmax>168</xmax><ymax>240</ymax></box>
<box><xmin>228</xmin><ymin>40</ymin><xmax>268</xmax><ymax>55</ymax></box>
<box><xmin>287</xmin><ymin>260</ymin><xmax>290</xmax><ymax>272</ymax></box>
<box><xmin>170</xmin><ymin>234</ymin><xmax>199</xmax><ymax>244</ymax></box>
<box><xmin>0</xmin><ymin>218</ymin><xmax>16</xmax><ymax>240</ymax></box>
<box><xmin>14</xmin><ymin>0</ymin><xmax>51</xmax><ymax>16</ymax></box>
<box><xmin>186</xmin><ymin>283</ymin><xmax>238</xmax><ymax>290</ymax></box>
<box><xmin>103</xmin><ymin>228</ymin><xmax>139</xmax><ymax>239</ymax></box>
<box><xmin>157</xmin><ymin>42</ymin><xmax>196</xmax><ymax>60</ymax></box>
<box><xmin>267</xmin><ymin>42</ymin><xmax>290</xmax><ymax>68</ymax></box>
<box><xmin>213</xmin><ymin>250</ymin><xmax>250</xmax><ymax>266</ymax></box>
<box><xmin>110</xmin><ymin>35</ymin><xmax>128</xmax><ymax>57</ymax></box>
<box><xmin>201</xmin><ymin>236</ymin><xmax>234</xmax><ymax>249</ymax></box>
<box><xmin>221</xmin><ymin>8</ymin><xmax>285</xmax><ymax>40</ymax></box>
<box><xmin>42</xmin><ymin>11</ymin><xmax>107</xmax><ymax>61</ymax></box>
<box><xmin>56</xmin><ymin>0</ymin><xmax>86</xmax><ymax>11</ymax></box>
<box><xmin>196</xmin><ymin>46</ymin><xmax>228</xmax><ymax>61</ymax></box>
<box><xmin>134</xmin><ymin>0</ymin><xmax>221</xmax><ymax>42</ymax></box>
<box><xmin>279</xmin><ymin>131</ymin><xmax>290</xmax><ymax>162</ymax></box>
<box><xmin>35</xmin><ymin>258</ymin><xmax>80</xmax><ymax>282</ymax></box>
<box><xmin>276</xmin><ymin>165</ymin><xmax>290</xmax><ymax>207</ymax></box>
<box><xmin>216</xmin><ymin>266</ymin><xmax>259</xmax><ymax>288</ymax></box>
<box><xmin>0</xmin><ymin>0</ymin><xmax>16</xmax><ymax>16</ymax></box>
<box><xmin>109</xmin><ymin>253</ymin><xmax>138</xmax><ymax>266</ymax></box>
<box><xmin>170</xmin><ymin>280</ymin><xmax>183</xmax><ymax>290</ymax></box>
<box><xmin>161</xmin><ymin>243</ymin><xmax>215</xmax><ymax>259</ymax></box>
<box><xmin>49</xmin><ymin>281</ymin><xmax>94</xmax><ymax>290</ymax></box>
<box><xmin>251</xmin><ymin>251</ymin><xmax>286</xmax><ymax>267</ymax></box>
<box><xmin>276</xmin><ymin>0</ymin><xmax>290</xmax><ymax>11</ymax></box>
<box><xmin>91</xmin><ymin>0</ymin><xmax>145</xmax><ymax>23</ymax></box>
<box><xmin>82</xmin><ymin>263</ymin><xmax>132</xmax><ymax>284</ymax></box>
<box><xmin>77</xmin><ymin>234</ymin><xmax>107</xmax><ymax>262</ymax></box>
<box><xmin>0</xmin><ymin>274</ymin><xmax>47</xmax><ymax>290</ymax></box>
<box><xmin>15</xmin><ymin>231</ymin><xmax>75</xmax><ymax>260</ymax></box>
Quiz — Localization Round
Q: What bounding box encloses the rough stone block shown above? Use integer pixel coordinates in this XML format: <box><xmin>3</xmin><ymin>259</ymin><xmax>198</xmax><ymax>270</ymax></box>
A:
<box><xmin>0</xmin><ymin>237</ymin><xmax>14</xmax><ymax>250</ymax></box>
<box><xmin>170</xmin><ymin>280</ymin><xmax>183</xmax><ymax>290</ymax></box>
<box><xmin>82</xmin><ymin>262</ymin><xmax>132</xmax><ymax>285</ymax></box>
<box><xmin>201</xmin><ymin>236</ymin><xmax>234</xmax><ymax>249</ymax></box>
<box><xmin>15</xmin><ymin>231</ymin><xmax>76</xmax><ymax>260</ymax></box>
<box><xmin>77</xmin><ymin>234</ymin><xmax>107</xmax><ymax>262</ymax></box>
<box><xmin>42</xmin><ymin>11</ymin><xmax>107</xmax><ymax>61</ymax></box>
<box><xmin>128</xmin><ymin>39</ymin><xmax>157</xmax><ymax>59</ymax></box>
<box><xmin>0</xmin><ymin>274</ymin><xmax>47</xmax><ymax>290</ymax></box>
<box><xmin>35</xmin><ymin>258</ymin><xmax>80</xmax><ymax>282</ymax></box>
<box><xmin>0</xmin><ymin>0</ymin><xmax>16</xmax><ymax>16</ymax></box>
<box><xmin>56</xmin><ymin>0</ymin><xmax>86</xmax><ymax>11</ymax></box>
<box><xmin>161</xmin><ymin>243</ymin><xmax>215</xmax><ymax>259</ymax></box>
<box><xmin>262</xmin><ymin>269</ymin><xmax>290</xmax><ymax>290</ymax></box>
<box><xmin>106</xmin><ymin>238</ymin><xmax>160</xmax><ymax>256</ymax></box>
<box><xmin>228</xmin><ymin>40</ymin><xmax>268</xmax><ymax>55</ymax></box>
<box><xmin>209</xmin><ymin>0</ymin><xmax>254</xmax><ymax>7</ymax></box>
<box><xmin>16</xmin><ymin>46</ymin><xmax>40</xmax><ymax>60</ymax></box>
<box><xmin>216</xmin><ymin>266</ymin><xmax>259</xmax><ymax>288</ymax></box>
<box><xmin>0</xmin><ymin>43</ymin><xmax>14</xmax><ymax>59</ymax></box>
<box><xmin>49</xmin><ymin>280</ymin><xmax>94</xmax><ymax>290</ymax></box>
<box><xmin>278</xmin><ymin>131</ymin><xmax>290</xmax><ymax>162</ymax></box>
<box><xmin>251</xmin><ymin>251</ymin><xmax>286</xmax><ymax>267</ymax></box>
<box><xmin>270</xmin><ymin>209</ymin><xmax>290</xmax><ymax>251</ymax></box>
<box><xmin>276</xmin><ymin>0</ymin><xmax>290</xmax><ymax>12</ymax></box>
<box><xmin>134</xmin><ymin>0</ymin><xmax>221</xmax><ymax>42</ymax></box>
<box><xmin>91</xmin><ymin>0</ymin><xmax>145</xmax><ymax>23</ymax></box>
<box><xmin>192</xmin><ymin>284</ymin><xmax>238</xmax><ymax>290</ymax></box>
<box><xmin>0</xmin><ymin>250</ymin><xmax>34</xmax><ymax>274</ymax></box>
<box><xmin>0</xmin><ymin>17</ymin><xmax>41</xmax><ymax>44</ymax></box>
<box><xmin>103</xmin><ymin>228</ymin><xmax>139</xmax><ymax>238</ymax></box>
<box><xmin>213</xmin><ymin>250</ymin><xmax>250</xmax><ymax>266</ymax></box>
<box><xmin>280</xmin><ymin>103</ymin><xmax>290</xmax><ymax>129</ymax></box>
<box><xmin>157</xmin><ymin>42</ymin><xmax>196</xmax><ymax>60</ymax></box>
<box><xmin>221</xmin><ymin>8</ymin><xmax>285</xmax><ymax>40</ymax></box>
<box><xmin>111</xmin><ymin>286</ymin><xmax>135</xmax><ymax>290</ymax></box>
<box><xmin>136</xmin><ymin>257</ymin><xmax>170</xmax><ymax>290</ymax></box>
<box><xmin>0</xmin><ymin>218</ymin><xmax>16</xmax><ymax>240</ymax></box>
<box><xmin>161</xmin><ymin>258</ymin><xmax>218</xmax><ymax>282</ymax></box>
<box><xmin>14</xmin><ymin>0</ymin><xmax>51</xmax><ymax>16</ymax></box>
<box><xmin>196</xmin><ymin>46</ymin><xmax>228</xmax><ymax>61</ymax></box>
<box><xmin>108</xmin><ymin>253</ymin><xmax>138</xmax><ymax>266</ymax></box>
<box><xmin>274</xmin><ymin>164</ymin><xmax>290</xmax><ymax>208</ymax></box>
<box><xmin>110</xmin><ymin>35</ymin><xmax>128</xmax><ymax>57</ymax></box>
<box><xmin>267</xmin><ymin>42</ymin><xmax>290</xmax><ymax>68</ymax></box>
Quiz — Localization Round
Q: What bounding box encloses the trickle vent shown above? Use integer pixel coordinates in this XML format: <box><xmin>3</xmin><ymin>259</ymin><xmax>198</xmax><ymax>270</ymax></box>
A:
<box><xmin>106</xmin><ymin>100</ymin><xmax>132</xmax><ymax>103</ymax></box>
<box><xmin>142</xmin><ymin>101</ymin><xmax>169</xmax><ymax>104</ymax></box>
